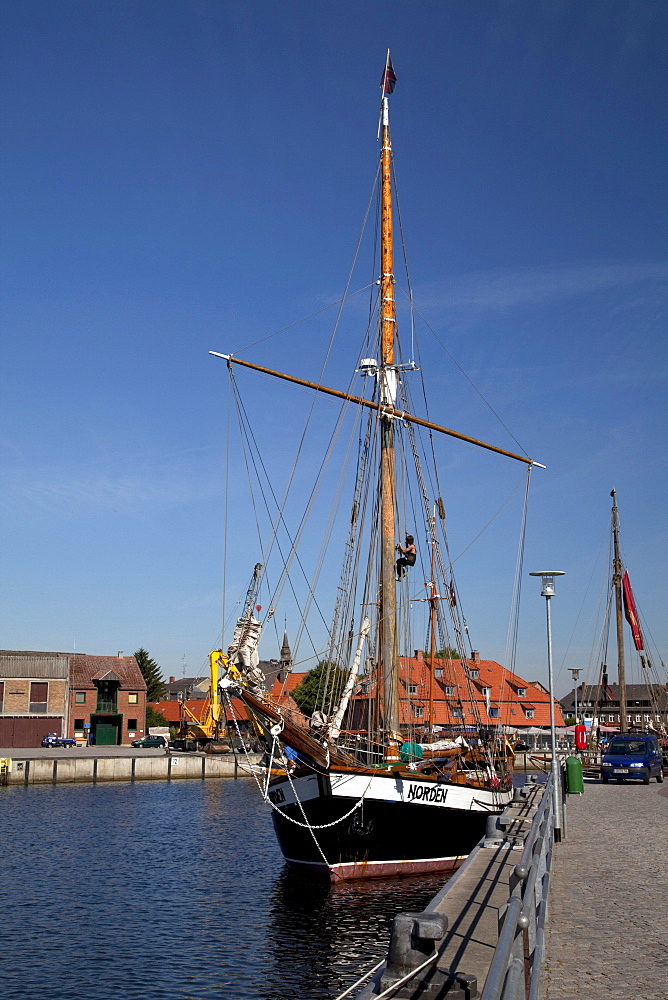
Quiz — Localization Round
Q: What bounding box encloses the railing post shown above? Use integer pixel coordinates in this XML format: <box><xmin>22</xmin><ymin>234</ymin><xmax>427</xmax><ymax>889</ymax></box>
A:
<box><xmin>559</xmin><ymin>762</ymin><xmax>568</xmax><ymax>840</ymax></box>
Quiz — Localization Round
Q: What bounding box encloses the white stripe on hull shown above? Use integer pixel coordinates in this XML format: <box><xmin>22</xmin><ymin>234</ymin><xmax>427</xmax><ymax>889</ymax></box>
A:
<box><xmin>268</xmin><ymin>769</ymin><xmax>512</xmax><ymax>814</ymax></box>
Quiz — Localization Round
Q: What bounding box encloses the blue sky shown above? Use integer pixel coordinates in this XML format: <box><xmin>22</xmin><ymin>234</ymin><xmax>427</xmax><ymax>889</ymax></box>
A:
<box><xmin>2</xmin><ymin>1</ymin><xmax>666</xmax><ymax>698</ymax></box>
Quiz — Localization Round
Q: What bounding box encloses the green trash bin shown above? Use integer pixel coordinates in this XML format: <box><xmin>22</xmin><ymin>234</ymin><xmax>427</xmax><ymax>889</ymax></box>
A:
<box><xmin>565</xmin><ymin>755</ymin><xmax>584</xmax><ymax>794</ymax></box>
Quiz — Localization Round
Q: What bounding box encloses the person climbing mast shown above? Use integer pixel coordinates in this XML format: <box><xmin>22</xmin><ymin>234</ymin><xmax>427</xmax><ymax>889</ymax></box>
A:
<box><xmin>396</xmin><ymin>534</ymin><xmax>416</xmax><ymax>580</ymax></box>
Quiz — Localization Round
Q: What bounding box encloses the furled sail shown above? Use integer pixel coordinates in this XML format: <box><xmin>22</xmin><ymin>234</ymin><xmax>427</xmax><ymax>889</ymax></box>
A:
<box><xmin>227</xmin><ymin>615</ymin><xmax>265</xmax><ymax>695</ymax></box>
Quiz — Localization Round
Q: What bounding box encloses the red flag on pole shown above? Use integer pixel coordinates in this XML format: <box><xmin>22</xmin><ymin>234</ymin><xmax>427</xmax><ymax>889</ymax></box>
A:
<box><xmin>622</xmin><ymin>571</ymin><xmax>644</xmax><ymax>651</ymax></box>
<box><xmin>381</xmin><ymin>54</ymin><xmax>397</xmax><ymax>94</ymax></box>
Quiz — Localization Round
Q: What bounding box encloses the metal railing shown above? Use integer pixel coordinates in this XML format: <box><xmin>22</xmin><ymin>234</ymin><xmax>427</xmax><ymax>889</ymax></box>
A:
<box><xmin>352</xmin><ymin>772</ymin><xmax>565</xmax><ymax>1000</ymax></box>
<box><xmin>480</xmin><ymin>770</ymin><xmax>562</xmax><ymax>1000</ymax></box>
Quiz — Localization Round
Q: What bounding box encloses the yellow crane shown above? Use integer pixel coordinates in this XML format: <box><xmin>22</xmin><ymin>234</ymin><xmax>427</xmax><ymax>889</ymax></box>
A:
<box><xmin>173</xmin><ymin>650</ymin><xmax>232</xmax><ymax>751</ymax></box>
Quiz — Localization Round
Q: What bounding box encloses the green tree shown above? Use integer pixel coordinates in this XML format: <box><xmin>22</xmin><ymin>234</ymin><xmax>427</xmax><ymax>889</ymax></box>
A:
<box><xmin>291</xmin><ymin>661</ymin><xmax>348</xmax><ymax>718</ymax></box>
<box><xmin>435</xmin><ymin>647</ymin><xmax>459</xmax><ymax>659</ymax></box>
<box><xmin>134</xmin><ymin>647</ymin><xmax>166</xmax><ymax>702</ymax></box>
<box><xmin>146</xmin><ymin>705</ymin><xmax>169</xmax><ymax>728</ymax></box>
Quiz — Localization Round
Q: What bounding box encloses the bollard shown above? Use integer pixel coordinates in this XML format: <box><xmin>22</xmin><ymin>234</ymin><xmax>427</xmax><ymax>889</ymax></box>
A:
<box><xmin>392</xmin><ymin>969</ymin><xmax>478</xmax><ymax>999</ymax></box>
<box><xmin>379</xmin><ymin>910</ymin><xmax>447</xmax><ymax>992</ymax></box>
<box><xmin>483</xmin><ymin>812</ymin><xmax>511</xmax><ymax>847</ymax></box>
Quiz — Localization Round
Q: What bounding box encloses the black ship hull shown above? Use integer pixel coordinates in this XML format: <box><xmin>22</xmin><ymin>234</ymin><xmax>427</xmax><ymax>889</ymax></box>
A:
<box><xmin>267</xmin><ymin>767</ymin><xmax>512</xmax><ymax>881</ymax></box>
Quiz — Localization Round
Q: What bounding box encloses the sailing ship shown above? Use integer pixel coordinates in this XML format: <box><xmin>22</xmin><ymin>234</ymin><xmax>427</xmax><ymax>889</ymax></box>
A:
<box><xmin>211</xmin><ymin>55</ymin><xmax>545</xmax><ymax>881</ymax></box>
<box><xmin>573</xmin><ymin>490</ymin><xmax>667</xmax><ymax>755</ymax></box>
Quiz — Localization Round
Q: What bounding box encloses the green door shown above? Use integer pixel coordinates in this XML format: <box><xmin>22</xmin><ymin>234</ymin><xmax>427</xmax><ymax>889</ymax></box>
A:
<box><xmin>96</xmin><ymin>723</ymin><xmax>117</xmax><ymax>746</ymax></box>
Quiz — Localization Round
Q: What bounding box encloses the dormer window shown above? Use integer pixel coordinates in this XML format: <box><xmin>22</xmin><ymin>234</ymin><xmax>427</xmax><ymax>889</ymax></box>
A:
<box><xmin>408</xmin><ymin>684</ymin><xmax>418</xmax><ymax>695</ymax></box>
<box><xmin>469</xmin><ymin>670</ymin><xmax>479</xmax><ymax>679</ymax></box>
<box><xmin>517</xmin><ymin>687</ymin><xmax>527</xmax><ymax>697</ymax></box>
<box><xmin>434</xmin><ymin>668</ymin><xmax>443</xmax><ymax>678</ymax></box>
<box><xmin>444</xmin><ymin>685</ymin><xmax>455</xmax><ymax>696</ymax></box>
<box><xmin>481</xmin><ymin>687</ymin><xmax>492</xmax><ymax>696</ymax></box>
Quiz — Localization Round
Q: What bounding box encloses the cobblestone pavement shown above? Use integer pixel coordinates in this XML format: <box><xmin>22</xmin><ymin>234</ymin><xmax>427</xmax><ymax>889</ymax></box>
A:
<box><xmin>542</xmin><ymin>778</ymin><xmax>668</xmax><ymax>999</ymax></box>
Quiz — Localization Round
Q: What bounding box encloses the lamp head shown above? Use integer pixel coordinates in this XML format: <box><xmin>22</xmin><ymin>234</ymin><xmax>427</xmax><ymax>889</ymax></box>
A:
<box><xmin>529</xmin><ymin>570</ymin><xmax>565</xmax><ymax>597</ymax></box>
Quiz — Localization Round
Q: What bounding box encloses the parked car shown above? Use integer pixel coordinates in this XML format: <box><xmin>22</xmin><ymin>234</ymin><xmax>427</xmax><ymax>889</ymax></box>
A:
<box><xmin>41</xmin><ymin>732</ymin><xmax>77</xmax><ymax>748</ymax></box>
<box><xmin>513</xmin><ymin>741</ymin><xmax>530</xmax><ymax>752</ymax></box>
<box><xmin>600</xmin><ymin>733</ymin><xmax>664</xmax><ymax>784</ymax></box>
<box><xmin>131</xmin><ymin>735</ymin><xmax>166</xmax><ymax>748</ymax></box>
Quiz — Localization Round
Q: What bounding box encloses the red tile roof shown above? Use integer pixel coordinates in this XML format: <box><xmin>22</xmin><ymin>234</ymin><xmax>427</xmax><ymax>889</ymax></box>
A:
<box><xmin>149</xmin><ymin>697</ymin><xmax>249</xmax><ymax>722</ymax></box>
<box><xmin>149</xmin><ymin>699</ymin><xmax>203</xmax><ymax>723</ymax></box>
<box><xmin>271</xmin><ymin>672</ymin><xmax>308</xmax><ymax>694</ymax></box>
<box><xmin>349</xmin><ymin>654</ymin><xmax>564</xmax><ymax>729</ymax></box>
<box><xmin>69</xmin><ymin>654</ymin><xmax>146</xmax><ymax>689</ymax></box>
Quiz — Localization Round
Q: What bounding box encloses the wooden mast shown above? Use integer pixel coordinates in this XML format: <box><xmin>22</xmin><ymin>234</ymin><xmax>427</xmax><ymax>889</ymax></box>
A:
<box><xmin>610</xmin><ymin>489</ymin><xmax>628</xmax><ymax>733</ymax></box>
<box><xmin>379</xmin><ymin>55</ymin><xmax>400</xmax><ymax>751</ymax></box>
<box><xmin>428</xmin><ymin>513</ymin><xmax>437</xmax><ymax>731</ymax></box>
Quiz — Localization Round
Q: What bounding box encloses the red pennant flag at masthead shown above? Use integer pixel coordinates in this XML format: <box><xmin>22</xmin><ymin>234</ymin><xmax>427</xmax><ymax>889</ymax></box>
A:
<box><xmin>622</xmin><ymin>571</ymin><xmax>644</xmax><ymax>651</ymax></box>
<box><xmin>381</xmin><ymin>54</ymin><xmax>397</xmax><ymax>94</ymax></box>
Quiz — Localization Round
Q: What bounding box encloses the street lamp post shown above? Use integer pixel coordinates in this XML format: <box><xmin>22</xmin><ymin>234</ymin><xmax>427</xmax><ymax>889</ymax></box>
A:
<box><xmin>530</xmin><ymin>570</ymin><xmax>566</xmax><ymax>843</ymax></box>
<box><xmin>569</xmin><ymin>667</ymin><xmax>581</xmax><ymax>727</ymax></box>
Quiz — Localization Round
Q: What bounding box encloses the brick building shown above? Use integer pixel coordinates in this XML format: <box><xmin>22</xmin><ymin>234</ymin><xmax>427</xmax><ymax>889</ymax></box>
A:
<box><xmin>268</xmin><ymin>650</ymin><xmax>564</xmax><ymax>737</ymax></box>
<box><xmin>0</xmin><ymin>650</ymin><xmax>147</xmax><ymax>747</ymax></box>
<box><xmin>0</xmin><ymin>651</ymin><xmax>70</xmax><ymax>746</ymax></box>
<box><xmin>346</xmin><ymin>650</ymin><xmax>564</xmax><ymax>734</ymax></box>
<box><xmin>69</xmin><ymin>653</ymin><xmax>147</xmax><ymax>746</ymax></box>
<box><xmin>559</xmin><ymin>681</ymin><xmax>668</xmax><ymax>730</ymax></box>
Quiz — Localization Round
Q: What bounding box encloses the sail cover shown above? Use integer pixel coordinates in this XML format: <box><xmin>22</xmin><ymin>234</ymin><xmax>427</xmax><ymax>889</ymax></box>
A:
<box><xmin>622</xmin><ymin>571</ymin><xmax>644</xmax><ymax>651</ymax></box>
<box><xmin>228</xmin><ymin>615</ymin><xmax>262</xmax><ymax>669</ymax></box>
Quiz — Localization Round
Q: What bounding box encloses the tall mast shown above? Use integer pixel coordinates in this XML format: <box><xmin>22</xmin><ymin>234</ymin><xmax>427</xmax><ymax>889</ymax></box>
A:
<box><xmin>610</xmin><ymin>489</ymin><xmax>627</xmax><ymax>733</ymax></box>
<box><xmin>379</xmin><ymin>54</ymin><xmax>400</xmax><ymax>747</ymax></box>
<box><xmin>428</xmin><ymin>513</ymin><xmax>437</xmax><ymax>731</ymax></box>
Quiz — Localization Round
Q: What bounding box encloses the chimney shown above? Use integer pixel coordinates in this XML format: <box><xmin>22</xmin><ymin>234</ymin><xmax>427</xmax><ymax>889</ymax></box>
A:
<box><xmin>169</xmin><ymin>676</ymin><xmax>175</xmax><ymax>683</ymax></box>
<box><xmin>117</xmin><ymin>651</ymin><xmax>124</xmax><ymax>658</ymax></box>
<box><xmin>471</xmin><ymin>650</ymin><xmax>480</xmax><ymax>663</ymax></box>
<box><xmin>414</xmin><ymin>650</ymin><xmax>424</xmax><ymax>661</ymax></box>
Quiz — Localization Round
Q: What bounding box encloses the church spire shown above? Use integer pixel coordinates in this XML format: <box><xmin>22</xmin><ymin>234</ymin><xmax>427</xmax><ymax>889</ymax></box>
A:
<box><xmin>280</xmin><ymin>628</ymin><xmax>292</xmax><ymax>670</ymax></box>
<box><xmin>278</xmin><ymin>624</ymin><xmax>293</xmax><ymax>684</ymax></box>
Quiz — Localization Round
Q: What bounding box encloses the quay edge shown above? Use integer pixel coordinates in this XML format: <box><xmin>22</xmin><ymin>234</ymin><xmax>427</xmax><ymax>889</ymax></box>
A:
<box><xmin>0</xmin><ymin>750</ymin><xmax>263</xmax><ymax>785</ymax></box>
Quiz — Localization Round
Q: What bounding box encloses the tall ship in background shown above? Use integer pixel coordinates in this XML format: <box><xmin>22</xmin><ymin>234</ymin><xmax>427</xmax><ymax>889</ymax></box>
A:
<box><xmin>211</xmin><ymin>56</ymin><xmax>545</xmax><ymax>881</ymax></box>
<box><xmin>566</xmin><ymin>490</ymin><xmax>668</xmax><ymax>755</ymax></box>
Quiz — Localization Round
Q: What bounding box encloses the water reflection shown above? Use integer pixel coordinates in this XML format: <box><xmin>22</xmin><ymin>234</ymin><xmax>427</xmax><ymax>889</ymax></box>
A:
<box><xmin>1</xmin><ymin>779</ymin><xmax>455</xmax><ymax>1000</ymax></box>
<box><xmin>262</xmin><ymin>867</ymin><xmax>450</xmax><ymax>1000</ymax></box>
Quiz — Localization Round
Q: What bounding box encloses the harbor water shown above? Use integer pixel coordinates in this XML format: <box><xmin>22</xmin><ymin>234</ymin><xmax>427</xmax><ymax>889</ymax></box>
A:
<box><xmin>1</xmin><ymin>777</ymin><xmax>452</xmax><ymax>1000</ymax></box>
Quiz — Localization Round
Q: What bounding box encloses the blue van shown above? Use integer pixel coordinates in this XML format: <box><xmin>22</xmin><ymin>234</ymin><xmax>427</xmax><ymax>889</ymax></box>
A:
<box><xmin>601</xmin><ymin>734</ymin><xmax>664</xmax><ymax>784</ymax></box>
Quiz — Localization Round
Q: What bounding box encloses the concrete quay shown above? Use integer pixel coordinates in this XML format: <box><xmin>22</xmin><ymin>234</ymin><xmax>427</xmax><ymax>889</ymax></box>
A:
<box><xmin>359</xmin><ymin>773</ymin><xmax>667</xmax><ymax>999</ymax></box>
<box><xmin>542</xmin><ymin>778</ymin><xmax>668</xmax><ymax>1000</ymax></box>
<box><xmin>358</xmin><ymin>782</ymin><xmax>547</xmax><ymax>1000</ymax></box>
<box><xmin>0</xmin><ymin>745</ymin><xmax>263</xmax><ymax>784</ymax></box>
